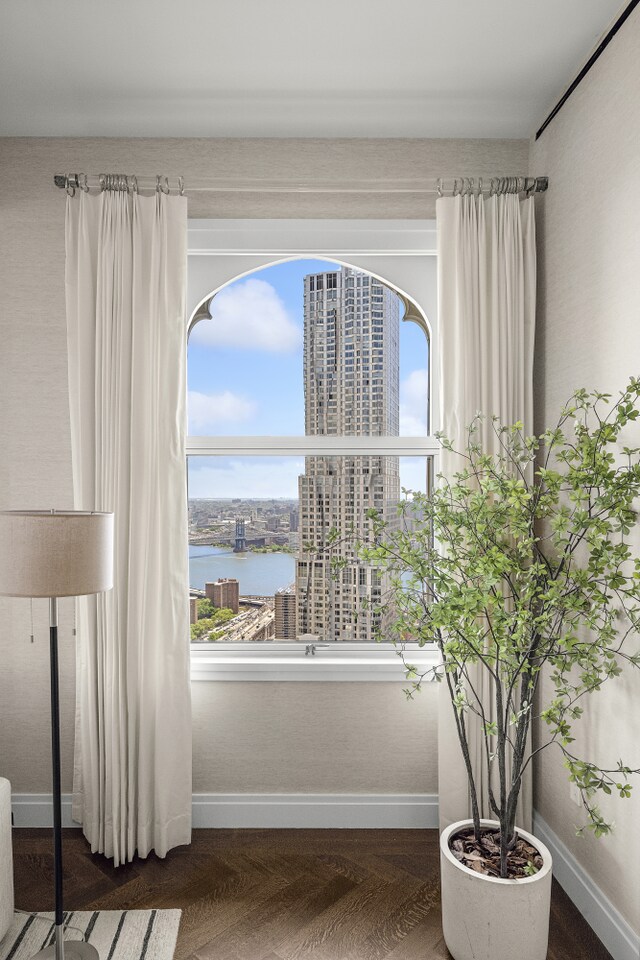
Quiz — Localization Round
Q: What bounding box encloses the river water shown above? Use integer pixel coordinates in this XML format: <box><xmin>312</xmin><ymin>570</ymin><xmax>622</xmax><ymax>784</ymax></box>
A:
<box><xmin>189</xmin><ymin>545</ymin><xmax>296</xmax><ymax>595</ymax></box>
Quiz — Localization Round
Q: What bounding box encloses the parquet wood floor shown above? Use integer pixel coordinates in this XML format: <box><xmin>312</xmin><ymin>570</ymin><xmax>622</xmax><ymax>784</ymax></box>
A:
<box><xmin>12</xmin><ymin>828</ymin><xmax>612</xmax><ymax>960</ymax></box>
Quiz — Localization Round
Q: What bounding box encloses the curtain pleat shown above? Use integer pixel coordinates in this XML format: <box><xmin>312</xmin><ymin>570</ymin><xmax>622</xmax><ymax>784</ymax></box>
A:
<box><xmin>66</xmin><ymin>190</ymin><xmax>192</xmax><ymax>865</ymax></box>
<box><xmin>437</xmin><ymin>192</ymin><xmax>536</xmax><ymax>832</ymax></box>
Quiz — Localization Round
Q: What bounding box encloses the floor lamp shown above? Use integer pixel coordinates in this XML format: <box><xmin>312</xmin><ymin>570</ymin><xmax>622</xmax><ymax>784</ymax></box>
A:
<box><xmin>0</xmin><ymin>510</ymin><xmax>114</xmax><ymax>960</ymax></box>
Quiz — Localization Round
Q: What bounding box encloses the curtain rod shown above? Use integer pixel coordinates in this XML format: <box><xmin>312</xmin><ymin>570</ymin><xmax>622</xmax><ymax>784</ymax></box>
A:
<box><xmin>54</xmin><ymin>173</ymin><xmax>549</xmax><ymax>197</ymax></box>
<box><xmin>536</xmin><ymin>0</ymin><xmax>639</xmax><ymax>140</ymax></box>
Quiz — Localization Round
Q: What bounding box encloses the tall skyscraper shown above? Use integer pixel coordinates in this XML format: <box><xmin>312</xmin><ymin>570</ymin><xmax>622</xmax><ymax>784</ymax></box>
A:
<box><xmin>296</xmin><ymin>267</ymin><xmax>400</xmax><ymax>641</ymax></box>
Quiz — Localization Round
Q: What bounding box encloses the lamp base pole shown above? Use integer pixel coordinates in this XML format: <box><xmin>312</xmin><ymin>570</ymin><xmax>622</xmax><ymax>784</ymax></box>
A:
<box><xmin>30</xmin><ymin>942</ymin><xmax>100</xmax><ymax>960</ymax></box>
<box><xmin>33</xmin><ymin>599</ymin><xmax>100</xmax><ymax>960</ymax></box>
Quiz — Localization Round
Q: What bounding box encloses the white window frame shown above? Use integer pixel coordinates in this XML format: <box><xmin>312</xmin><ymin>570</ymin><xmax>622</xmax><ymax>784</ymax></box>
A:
<box><xmin>187</xmin><ymin>219</ymin><xmax>440</xmax><ymax>681</ymax></box>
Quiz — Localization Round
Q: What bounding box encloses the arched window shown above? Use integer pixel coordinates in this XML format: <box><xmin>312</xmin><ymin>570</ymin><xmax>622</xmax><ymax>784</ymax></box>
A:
<box><xmin>186</xmin><ymin>233</ymin><xmax>436</xmax><ymax>652</ymax></box>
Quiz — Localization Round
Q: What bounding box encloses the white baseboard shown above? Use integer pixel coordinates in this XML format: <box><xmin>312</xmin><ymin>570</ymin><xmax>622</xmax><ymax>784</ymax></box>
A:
<box><xmin>191</xmin><ymin>793</ymin><xmax>439</xmax><ymax>828</ymax></box>
<box><xmin>533</xmin><ymin>812</ymin><xmax>640</xmax><ymax>960</ymax></box>
<box><xmin>11</xmin><ymin>794</ymin><xmax>77</xmax><ymax>828</ymax></box>
<box><xmin>11</xmin><ymin>792</ymin><xmax>439</xmax><ymax>830</ymax></box>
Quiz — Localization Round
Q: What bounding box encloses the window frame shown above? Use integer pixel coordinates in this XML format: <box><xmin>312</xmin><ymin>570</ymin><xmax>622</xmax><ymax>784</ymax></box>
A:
<box><xmin>187</xmin><ymin>219</ymin><xmax>439</xmax><ymax>681</ymax></box>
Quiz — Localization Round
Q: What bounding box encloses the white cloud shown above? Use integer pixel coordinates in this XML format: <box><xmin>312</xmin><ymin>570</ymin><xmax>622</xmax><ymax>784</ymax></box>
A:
<box><xmin>188</xmin><ymin>390</ymin><xmax>256</xmax><ymax>433</ymax></box>
<box><xmin>191</xmin><ymin>278</ymin><xmax>301</xmax><ymax>352</ymax></box>
<box><xmin>399</xmin><ymin>368</ymin><xmax>429</xmax><ymax>435</ymax></box>
<box><xmin>188</xmin><ymin>458</ymin><xmax>304</xmax><ymax>499</ymax></box>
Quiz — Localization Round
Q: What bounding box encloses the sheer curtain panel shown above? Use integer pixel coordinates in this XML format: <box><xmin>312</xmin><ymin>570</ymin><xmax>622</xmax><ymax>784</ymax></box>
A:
<box><xmin>437</xmin><ymin>192</ymin><xmax>536</xmax><ymax>833</ymax></box>
<box><xmin>66</xmin><ymin>189</ymin><xmax>192</xmax><ymax>865</ymax></box>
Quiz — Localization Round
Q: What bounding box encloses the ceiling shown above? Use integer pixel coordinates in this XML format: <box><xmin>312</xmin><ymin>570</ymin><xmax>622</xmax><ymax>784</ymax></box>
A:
<box><xmin>0</xmin><ymin>0</ymin><xmax>626</xmax><ymax>139</ymax></box>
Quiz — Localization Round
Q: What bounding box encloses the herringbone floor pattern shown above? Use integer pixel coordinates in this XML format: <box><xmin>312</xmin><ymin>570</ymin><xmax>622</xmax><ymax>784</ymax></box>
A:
<box><xmin>12</xmin><ymin>829</ymin><xmax>612</xmax><ymax>960</ymax></box>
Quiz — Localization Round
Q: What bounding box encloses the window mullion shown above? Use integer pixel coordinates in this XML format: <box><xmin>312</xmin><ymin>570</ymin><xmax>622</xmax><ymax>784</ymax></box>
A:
<box><xmin>186</xmin><ymin>435</ymin><xmax>440</xmax><ymax>457</ymax></box>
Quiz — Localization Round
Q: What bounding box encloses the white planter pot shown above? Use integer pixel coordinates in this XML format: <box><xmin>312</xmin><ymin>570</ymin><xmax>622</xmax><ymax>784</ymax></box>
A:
<box><xmin>440</xmin><ymin>819</ymin><xmax>552</xmax><ymax>960</ymax></box>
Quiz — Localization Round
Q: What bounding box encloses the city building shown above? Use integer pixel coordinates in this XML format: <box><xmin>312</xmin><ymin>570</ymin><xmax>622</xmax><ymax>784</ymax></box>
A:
<box><xmin>205</xmin><ymin>578</ymin><xmax>240</xmax><ymax>614</ymax></box>
<box><xmin>274</xmin><ymin>586</ymin><xmax>298</xmax><ymax>640</ymax></box>
<box><xmin>296</xmin><ymin>267</ymin><xmax>400</xmax><ymax>641</ymax></box>
<box><xmin>189</xmin><ymin>597</ymin><xmax>198</xmax><ymax>625</ymax></box>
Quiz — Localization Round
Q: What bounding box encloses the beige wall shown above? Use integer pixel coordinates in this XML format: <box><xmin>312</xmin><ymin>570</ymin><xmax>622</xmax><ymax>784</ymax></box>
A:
<box><xmin>192</xmin><ymin>682</ymin><xmax>436</xmax><ymax>794</ymax></box>
<box><xmin>0</xmin><ymin>136</ymin><xmax>527</xmax><ymax>799</ymax></box>
<box><xmin>531</xmin><ymin>6</ymin><xmax>640</xmax><ymax>934</ymax></box>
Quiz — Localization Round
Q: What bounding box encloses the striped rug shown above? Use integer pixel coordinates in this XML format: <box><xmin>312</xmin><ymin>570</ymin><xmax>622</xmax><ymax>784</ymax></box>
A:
<box><xmin>0</xmin><ymin>910</ymin><xmax>181</xmax><ymax>960</ymax></box>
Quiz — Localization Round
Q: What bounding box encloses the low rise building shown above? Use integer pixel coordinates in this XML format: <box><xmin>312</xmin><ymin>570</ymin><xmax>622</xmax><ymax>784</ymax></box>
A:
<box><xmin>205</xmin><ymin>577</ymin><xmax>240</xmax><ymax>614</ymax></box>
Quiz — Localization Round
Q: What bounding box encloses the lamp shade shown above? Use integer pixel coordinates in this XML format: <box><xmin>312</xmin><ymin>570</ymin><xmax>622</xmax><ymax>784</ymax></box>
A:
<box><xmin>0</xmin><ymin>510</ymin><xmax>114</xmax><ymax>597</ymax></box>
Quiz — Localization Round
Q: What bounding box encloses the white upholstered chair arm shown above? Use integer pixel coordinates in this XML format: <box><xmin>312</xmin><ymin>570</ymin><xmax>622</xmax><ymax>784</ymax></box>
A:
<box><xmin>0</xmin><ymin>778</ymin><xmax>14</xmax><ymax>943</ymax></box>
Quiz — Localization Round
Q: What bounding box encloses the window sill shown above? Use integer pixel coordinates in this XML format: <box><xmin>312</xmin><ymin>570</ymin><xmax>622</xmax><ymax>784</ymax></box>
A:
<box><xmin>190</xmin><ymin>642</ymin><xmax>440</xmax><ymax>682</ymax></box>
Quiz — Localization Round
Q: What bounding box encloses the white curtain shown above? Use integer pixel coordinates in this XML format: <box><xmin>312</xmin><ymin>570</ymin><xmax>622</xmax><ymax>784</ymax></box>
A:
<box><xmin>65</xmin><ymin>189</ymin><xmax>192</xmax><ymax>865</ymax></box>
<box><xmin>437</xmin><ymin>192</ymin><xmax>536</xmax><ymax>832</ymax></box>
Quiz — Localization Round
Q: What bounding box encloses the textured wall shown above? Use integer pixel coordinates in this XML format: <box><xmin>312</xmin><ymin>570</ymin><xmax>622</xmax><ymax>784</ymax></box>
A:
<box><xmin>531</xmin><ymin>7</ymin><xmax>640</xmax><ymax>933</ymax></box>
<box><xmin>192</xmin><ymin>682</ymin><xmax>437</xmax><ymax>794</ymax></box>
<box><xmin>0</xmin><ymin>136</ymin><xmax>527</xmax><ymax>798</ymax></box>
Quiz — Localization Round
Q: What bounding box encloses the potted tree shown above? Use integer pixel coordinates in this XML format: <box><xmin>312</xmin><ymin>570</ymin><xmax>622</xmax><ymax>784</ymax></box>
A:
<box><xmin>352</xmin><ymin>380</ymin><xmax>640</xmax><ymax>960</ymax></box>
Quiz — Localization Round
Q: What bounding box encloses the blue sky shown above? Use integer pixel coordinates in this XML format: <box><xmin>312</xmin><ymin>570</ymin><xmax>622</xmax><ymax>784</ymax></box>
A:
<box><xmin>187</xmin><ymin>259</ymin><xmax>429</xmax><ymax>497</ymax></box>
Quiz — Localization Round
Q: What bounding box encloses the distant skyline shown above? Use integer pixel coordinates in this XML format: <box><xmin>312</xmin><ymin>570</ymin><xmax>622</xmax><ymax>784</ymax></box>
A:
<box><xmin>187</xmin><ymin>456</ymin><xmax>428</xmax><ymax>501</ymax></box>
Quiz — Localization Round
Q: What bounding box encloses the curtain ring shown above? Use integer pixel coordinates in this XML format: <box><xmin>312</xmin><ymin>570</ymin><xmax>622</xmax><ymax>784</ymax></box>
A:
<box><xmin>452</xmin><ymin>178</ymin><xmax>460</xmax><ymax>197</ymax></box>
<box><xmin>436</xmin><ymin>178</ymin><xmax>443</xmax><ymax>198</ymax></box>
<box><xmin>99</xmin><ymin>174</ymin><xmax>106</xmax><ymax>192</ymax></box>
<box><xmin>65</xmin><ymin>175</ymin><xmax>75</xmax><ymax>198</ymax></box>
<box><xmin>130</xmin><ymin>175</ymin><xmax>139</xmax><ymax>194</ymax></box>
<box><xmin>79</xmin><ymin>173</ymin><xmax>89</xmax><ymax>193</ymax></box>
<box><xmin>477</xmin><ymin>177</ymin><xmax>483</xmax><ymax>196</ymax></box>
<box><xmin>178</xmin><ymin>176</ymin><xmax>185</xmax><ymax>196</ymax></box>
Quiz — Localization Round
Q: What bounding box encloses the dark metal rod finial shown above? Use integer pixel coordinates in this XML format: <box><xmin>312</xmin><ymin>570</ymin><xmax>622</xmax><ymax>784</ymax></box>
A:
<box><xmin>54</xmin><ymin>173</ymin><xmax>80</xmax><ymax>190</ymax></box>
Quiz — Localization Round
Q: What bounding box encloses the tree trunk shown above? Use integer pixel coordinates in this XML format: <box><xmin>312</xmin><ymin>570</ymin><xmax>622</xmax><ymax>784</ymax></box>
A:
<box><xmin>445</xmin><ymin>669</ymin><xmax>481</xmax><ymax>838</ymax></box>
